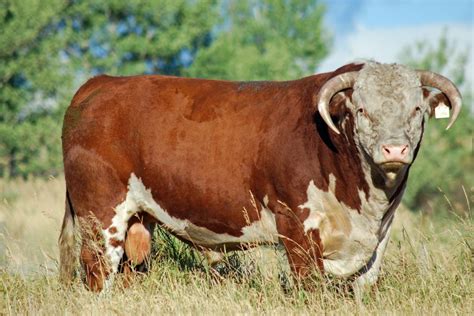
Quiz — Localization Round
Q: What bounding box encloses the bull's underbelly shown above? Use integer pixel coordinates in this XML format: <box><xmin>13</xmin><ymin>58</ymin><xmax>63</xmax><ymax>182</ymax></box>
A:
<box><xmin>104</xmin><ymin>173</ymin><xmax>386</xmax><ymax>278</ymax></box>
<box><xmin>106</xmin><ymin>173</ymin><xmax>279</xmax><ymax>250</ymax></box>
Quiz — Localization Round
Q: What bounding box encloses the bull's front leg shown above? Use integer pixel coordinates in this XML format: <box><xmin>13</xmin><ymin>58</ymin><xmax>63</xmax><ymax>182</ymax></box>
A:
<box><xmin>274</xmin><ymin>204</ymin><xmax>324</xmax><ymax>285</ymax></box>
<box><xmin>352</xmin><ymin>224</ymin><xmax>393</xmax><ymax>298</ymax></box>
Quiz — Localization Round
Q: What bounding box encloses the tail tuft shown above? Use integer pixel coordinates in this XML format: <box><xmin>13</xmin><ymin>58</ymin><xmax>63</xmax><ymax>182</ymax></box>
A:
<box><xmin>59</xmin><ymin>190</ymin><xmax>78</xmax><ymax>285</ymax></box>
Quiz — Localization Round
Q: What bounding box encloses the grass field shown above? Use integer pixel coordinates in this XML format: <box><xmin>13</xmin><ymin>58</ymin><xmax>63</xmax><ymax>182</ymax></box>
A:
<box><xmin>1</xmin><ymin>176</ymin><xmax>472</xmax><ymax>315</ymax></box>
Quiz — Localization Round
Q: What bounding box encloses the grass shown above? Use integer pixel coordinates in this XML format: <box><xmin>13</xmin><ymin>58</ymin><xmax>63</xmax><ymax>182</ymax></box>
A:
<box><xmin>0</xmin><ymin>176</ymin><xmax>473</xmax><ymax>315</ymax></box>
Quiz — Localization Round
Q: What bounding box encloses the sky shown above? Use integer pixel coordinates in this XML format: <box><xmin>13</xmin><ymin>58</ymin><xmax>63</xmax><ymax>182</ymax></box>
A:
<box><xmin>318</xmin><ymin>0</ymin><xmax>473</xmax><ymax>93</ymax></box>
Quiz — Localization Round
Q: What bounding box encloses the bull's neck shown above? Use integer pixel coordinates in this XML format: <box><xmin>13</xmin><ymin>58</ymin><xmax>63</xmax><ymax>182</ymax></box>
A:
<box><xmin>337</xmin><ymin>117</ymin><xmax>408</xmax><ymax>217</ymax></box>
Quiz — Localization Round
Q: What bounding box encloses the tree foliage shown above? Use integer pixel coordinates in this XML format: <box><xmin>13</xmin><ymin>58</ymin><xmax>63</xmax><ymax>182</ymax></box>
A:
<box><xmin>187</xmin><ymin>0</ymin><xmax>329</xmax><ymax>80</ymax></box>
<box><xmin>62</xmin><ymin>0</ymin><xmax>219</xmax><ymax>76</ymax></box>
<box><xmin>0</xmin><ymin>0</ymin><xmax>330</xmax><ymax>178</ymax></box>
<box><xmin>398</xmin><ymin>32</ymin><xmax>473</xmax><ymax>216</ymax></box>
<box><xmin>0</xmin><ymin>0</ymin><xmax>220</xmax><ymax>177</ymax></box>
<box><xmin>0</xmin><ymin>0</ymin><xmax>71</xmax><ymax>177</ymax></box>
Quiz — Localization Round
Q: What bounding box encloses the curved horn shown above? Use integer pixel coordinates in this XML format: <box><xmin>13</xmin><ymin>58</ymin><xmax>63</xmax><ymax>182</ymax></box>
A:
<box><xmin>317</xmin><ymin>72</ymin><xmax>358</xmax><ymax>134</ymax></box>
<box><xmin>417</xmin><ymin>70</ymin><xmax>462</xmax><ymax>130</ymax></box>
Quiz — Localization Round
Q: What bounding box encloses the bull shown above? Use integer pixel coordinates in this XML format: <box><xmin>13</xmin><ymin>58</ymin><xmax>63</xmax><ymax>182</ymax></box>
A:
<box><xmin>59</xmin><ymin>61</ymin><xmax>461</xmax><ymax>292</ymax></box>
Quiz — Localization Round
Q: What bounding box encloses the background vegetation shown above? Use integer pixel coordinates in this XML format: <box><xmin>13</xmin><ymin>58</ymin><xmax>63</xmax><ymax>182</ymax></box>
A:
<box><xmin>398</xmin><ymin>31</ymin><xmax>473</xmax><ymax>216</ymax></box>
<box><xmin>0</xmin><ymin>0</ymin><xmax>472</xmax><ymax>314</ymax></box>
<box><xmin>1</xmin><ymin>0</ymin><xmax>471</xmax><ymax>215</ymax></box>
<box><xmin>0</xmin><ymin>0</ymin><xmax>472</xmax><ymax>214</ymax></box>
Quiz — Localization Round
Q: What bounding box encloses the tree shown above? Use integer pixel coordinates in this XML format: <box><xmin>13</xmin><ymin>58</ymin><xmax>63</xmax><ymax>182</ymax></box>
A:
<box><xmin>62</xmin><ymin>0</ymin><xmax>218</xmax><ymax>76</ymax></box>
<box><xmin>186</xmin><ymin>0</ymin><xmax>330</xmax><ymax>80</ymax></box>
<box><xmin>0</xmin><ymin>0</ymin><xmax>72</xmax><ymax>178</ymax></box>
<box><xmin>1</xmin><ymin>0</ymin><xmax>331</xmax><ymax>178</ymax></box>
<box><xmin>0</xmin><ymin>0</ymin><xmax>218</xmax><ymax>178</ymax></box>
<box><xmin>398</xmin><ymin>31</ymin><xmax>473</xmax><ymax>217</ymax></box>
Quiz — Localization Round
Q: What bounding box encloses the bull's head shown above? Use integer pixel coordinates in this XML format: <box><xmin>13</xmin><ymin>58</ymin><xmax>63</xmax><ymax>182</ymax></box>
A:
<box><xmin>317</xmin><ymin>62</ymin><xmax>462</xmax><ymax>187</ymax></box>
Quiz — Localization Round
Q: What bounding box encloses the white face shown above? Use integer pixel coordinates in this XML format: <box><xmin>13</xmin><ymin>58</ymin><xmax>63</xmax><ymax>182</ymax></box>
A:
<box><xmin>349</xmin><ymin>64</ymin><xmax>429</xmax><ymax>182</ymax></box>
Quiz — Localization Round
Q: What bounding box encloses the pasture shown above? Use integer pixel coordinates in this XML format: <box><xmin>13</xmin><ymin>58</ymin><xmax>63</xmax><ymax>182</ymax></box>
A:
<box><xmin>0</xmin><ymin>176</ymin><xmax>472</xmax><ymax>314</ymax></box>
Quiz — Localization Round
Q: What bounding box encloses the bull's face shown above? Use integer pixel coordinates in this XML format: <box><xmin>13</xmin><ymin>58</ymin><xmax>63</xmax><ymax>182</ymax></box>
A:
<box><xmin>351</xmin><ymin>64</ymin><xmax>426</xmax><ymax>182</ymax></box>
<box><xmin>317</xmin><ymin>62</ymin><xmax>461</xmax><ymax>187</ymax></box>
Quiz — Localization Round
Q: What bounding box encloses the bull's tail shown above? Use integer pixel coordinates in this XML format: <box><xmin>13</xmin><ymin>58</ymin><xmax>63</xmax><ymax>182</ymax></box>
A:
<box><xmin>59</xmin><ymin>189</ymin><xmax>77</xmax><ymax>284</ymax></box>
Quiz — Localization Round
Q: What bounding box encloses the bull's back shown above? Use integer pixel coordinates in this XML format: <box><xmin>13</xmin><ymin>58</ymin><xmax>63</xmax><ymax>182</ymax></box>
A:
<box><xmin>63</xmin><ymin>75</ymin><xmax>289</xmax><ymax>173</ymax></box>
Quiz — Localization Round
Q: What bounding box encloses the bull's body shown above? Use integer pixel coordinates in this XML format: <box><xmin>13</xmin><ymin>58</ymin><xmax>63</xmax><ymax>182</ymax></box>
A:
<box><xmin>59</xmin><ymin>62</ymin><xmax>460</xmax><ymax>292</ymax></box>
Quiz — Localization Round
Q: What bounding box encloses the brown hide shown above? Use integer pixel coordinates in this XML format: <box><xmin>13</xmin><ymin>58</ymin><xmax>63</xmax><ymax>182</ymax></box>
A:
<box><xmin>63</xmin><ymin>63</ymin><xmax>367</xmax><ymax>234</ymax></box>
<box><xmin>62</xmin><ymin>63</ymin><xmax>374</xmax><ymax>288</ymax></box>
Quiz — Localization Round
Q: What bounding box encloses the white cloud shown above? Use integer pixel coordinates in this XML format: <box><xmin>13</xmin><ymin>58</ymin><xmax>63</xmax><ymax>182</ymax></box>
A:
<box><xmin>318</xmin><ymin>23</ymin><xmax>473</xmax><ymax>101</ymax></box>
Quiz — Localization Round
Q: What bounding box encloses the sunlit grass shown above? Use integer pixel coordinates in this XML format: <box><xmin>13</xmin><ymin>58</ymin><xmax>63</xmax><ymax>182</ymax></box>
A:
<box><xmin>0</xmin><ymin>177</ymin><xmax>472</xmax><ymax>314</ymax></box>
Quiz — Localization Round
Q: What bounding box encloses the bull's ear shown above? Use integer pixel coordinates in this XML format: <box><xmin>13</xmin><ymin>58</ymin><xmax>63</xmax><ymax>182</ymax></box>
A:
<box><xmin>422</xmin><ymin>88</ymin><xmax>451</xmax><ymax>118</ymax></box>
<box><xmin>328</xmin><ymin>90</ymin><xmax>353</xmax><ymax>118</ymax></box>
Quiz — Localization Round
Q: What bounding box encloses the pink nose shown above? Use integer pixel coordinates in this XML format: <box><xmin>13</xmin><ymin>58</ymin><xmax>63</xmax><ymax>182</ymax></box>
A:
<box><xmin>382</xmin><ymin>144</ymin><xmax>409</xmax><ymax>161</ymax></box>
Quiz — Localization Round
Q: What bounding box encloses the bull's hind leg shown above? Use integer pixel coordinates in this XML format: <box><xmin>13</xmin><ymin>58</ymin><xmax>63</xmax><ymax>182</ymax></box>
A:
<box><xmin>64</xmin><ymin>146</ymin><xmax>133</xmax><ymax>291</ymax></box>
<box><xmin>101</xmin><ymin>183</ymin><xmax>150</xmax><ymax>290</ymax></box>
<box><xmin>79</xmin><ymin>217</ymin><xmax>111</xmax><ymax>292</ymax></box>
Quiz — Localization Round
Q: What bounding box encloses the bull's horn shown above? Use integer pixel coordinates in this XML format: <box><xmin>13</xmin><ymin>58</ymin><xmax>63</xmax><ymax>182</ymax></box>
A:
<box><xmin>317</xmin><ymin>72</ymin><xmax>358</xmax><ymax>134</ymax></box>
<box><xmin>417</xmin><ymin>70</ymin><xmax>462</xmax><ymax>130</ymax></box>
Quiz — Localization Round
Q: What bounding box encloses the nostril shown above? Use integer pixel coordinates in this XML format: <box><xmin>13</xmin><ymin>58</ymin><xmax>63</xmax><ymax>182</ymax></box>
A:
<box><xmin>401</xmin><ymin>144</ymin><xmax>409</xmax><ymax>155</ymax></box>
<box><xmin>382</xmin><ymin>144</ymin><xmax>410</xmax><ymax>160</ymax></box>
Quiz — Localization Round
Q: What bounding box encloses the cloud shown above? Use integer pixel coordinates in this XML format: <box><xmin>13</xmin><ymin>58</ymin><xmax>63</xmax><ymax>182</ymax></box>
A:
<box><xmin>318</xmin><ymin>23</ymin><xmax>473</xmax><ymax>104</ymax></box>
<box><xmin>323</xmin><ymin>0</ymin><xmax>365</xmax><ymax>34</ymax></box>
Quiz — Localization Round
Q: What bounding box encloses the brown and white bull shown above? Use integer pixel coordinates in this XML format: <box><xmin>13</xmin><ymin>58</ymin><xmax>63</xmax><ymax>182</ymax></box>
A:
<box><xmin>59</xmin><ymin>61</ymin><xmax>461</xmax><ymax>292</ymax></box>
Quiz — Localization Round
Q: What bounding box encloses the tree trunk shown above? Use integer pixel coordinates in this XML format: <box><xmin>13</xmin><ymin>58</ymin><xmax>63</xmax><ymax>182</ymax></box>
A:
<box><xmin>7</xmin><ymin>147</ymin><xmax>17</xmax><ymax>179</ymax></box>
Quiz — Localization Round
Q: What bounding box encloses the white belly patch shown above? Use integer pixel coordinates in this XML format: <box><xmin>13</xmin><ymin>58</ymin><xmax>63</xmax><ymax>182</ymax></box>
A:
<box><xmin>106</xmin><ymin>173</ymin><xmax>278</xmax><ymax>249</ymax></box>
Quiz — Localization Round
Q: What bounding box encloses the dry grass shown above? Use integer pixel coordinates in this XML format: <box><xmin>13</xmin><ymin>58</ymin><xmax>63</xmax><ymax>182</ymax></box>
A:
<box><xmin>0</xmin><ymin>177</ymin><xmax>473</xmax><ymax>315</ymax></box>
<box><xmin>0</xmin><ymin>176</ymin><xmax>64</xmax><ymax>275</ymax></box>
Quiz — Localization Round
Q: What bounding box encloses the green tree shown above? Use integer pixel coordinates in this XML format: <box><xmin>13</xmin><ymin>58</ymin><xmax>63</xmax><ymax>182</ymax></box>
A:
<box><xmin>1</xmin><ymin>0</ymin><xmax>330</xmax><ymax>178</ymax></box>
<box><xmin>62</xmin><ymin>0</ymin><xmax>218</xmax><ymax>76</ymax></box>
<box><xmin>186</xmin><ymin>0</ymin><xmax>330</xmax><ymax>80</ymax></box>
<box><xmin>0</xmin><ymin>0</ymin><xmax>71</xmax><ymax>178</ymax></box>
<box><xmin>398</xmin><ymin>32</ymin><xmax>473</xmax><ymax>217</ymax></box>
<box><xmin>0</xmin><ymin>0</ymin><xmax>218</xmax><ymax>178</ymax></box>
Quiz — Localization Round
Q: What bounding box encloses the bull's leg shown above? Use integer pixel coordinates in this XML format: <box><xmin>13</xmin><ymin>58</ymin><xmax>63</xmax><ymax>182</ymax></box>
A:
<box><xmin>64</xmin><ymin>146</ymin><xmax>129</xmax><ymax>292</ymax></box>
<box><xmin>353</xmin><ymin>225</ymin><xmax>393</xmax><ymax>298</ymax></box>
<box><xmin>77</xmin><ymin>210</ymin><xmax>127</xmax><ymax>292</ymax></box>
<box><xmin>79</xmin><ymin>218</ymin><xmax>110</xmax><ymax>292</ymax></box>
<box><xmin>204</xmin><ymin>250</ymin><xmax>225</xmax><ymax>266</ymax></box>
<box><xmin>101</xmin><ymin>192</ymin><xmax>144</xmax><ymax>290</ymax></box>
<box><xmin>101</xmin><ymin>223</ymin><xmax>126</xmax><ymax>291</ymax></box>
<box><xmin>203</xmin><ymin>250</ymin><xmax>227</xmax><ymax>278</ymax></box>
<box><xmin>77</xmin><ymin>210</ymin><xmax>128</xmax><ymax>292</ymax></box>
<box><xmin>275</xmin><ymin>212</ymin><xmax>324</xmax><ymax>286</ymax></box>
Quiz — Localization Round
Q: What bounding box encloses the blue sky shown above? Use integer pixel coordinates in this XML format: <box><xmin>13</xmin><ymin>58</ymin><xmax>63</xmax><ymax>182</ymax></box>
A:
<box><xmin>325</xmin><ymin>0</ymin><xmax>472</xmax><ymax>32</ymax></box>
<box><xmin>319</xmin><ymin>0</ymin><xmax>473</xmax><ymax>90</ymax></box>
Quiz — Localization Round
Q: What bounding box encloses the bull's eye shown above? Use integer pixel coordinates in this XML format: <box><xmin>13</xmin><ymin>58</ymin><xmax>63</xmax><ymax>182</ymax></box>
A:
<box><xmin>357</xmin><ymin>108</ymin><xmax>365</xmax><ymax>115</ymax></box>
<box><xmin>413</xmin><ymin>106</ymin><xmax>422</xmax><ymax>116</ymax></box>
